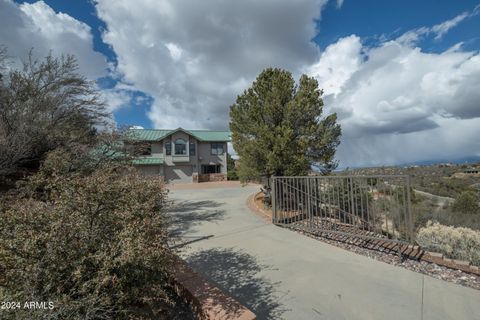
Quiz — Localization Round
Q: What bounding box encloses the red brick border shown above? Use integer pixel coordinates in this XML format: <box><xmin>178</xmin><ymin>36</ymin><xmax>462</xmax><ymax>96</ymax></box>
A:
<box><xmin>246</xmin><ymin>192</ymin><xmax>271</xmax><ymax>222</ymax></box>
<box><xmin>171</xmin><ymin>258</ymin><xmax>256</xmax><ymax>320</ymax></box>
<box><xmin>198</xmin><ymin>173</ymin><xmax>227</xmax><ymax>182</ymax></box>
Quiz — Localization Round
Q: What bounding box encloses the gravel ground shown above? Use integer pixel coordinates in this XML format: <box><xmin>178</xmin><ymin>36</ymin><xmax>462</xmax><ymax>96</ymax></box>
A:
<box><xmin>287</xmin><ymin>223</ymin><xmax>480</xmax><ymax>290</ymax></box>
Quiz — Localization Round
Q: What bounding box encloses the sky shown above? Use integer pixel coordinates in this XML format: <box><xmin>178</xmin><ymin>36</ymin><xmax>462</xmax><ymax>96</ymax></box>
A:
<box><xmin>1</xmin><ymin>0</ymin><xmax>480</xmax><ymax>168</ymax></box>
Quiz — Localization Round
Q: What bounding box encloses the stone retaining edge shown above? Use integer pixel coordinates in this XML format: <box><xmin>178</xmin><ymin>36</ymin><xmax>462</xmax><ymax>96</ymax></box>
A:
<box><xmin>171</xmin><ymin>258</ymin><xmax>256</xmax><ymax>320</ymax></box>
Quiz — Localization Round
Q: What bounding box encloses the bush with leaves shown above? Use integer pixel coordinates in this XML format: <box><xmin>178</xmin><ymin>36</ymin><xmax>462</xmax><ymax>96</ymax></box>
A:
<box><xmin>416</xmin><ymin>221</ymin><xmax>480</xmax><ymax>266</ymax></box>
<box><xmin>0</xmin><ymin>148</ymin><xmax>174</xmax><ymax>319</ymax></box>
<box><xmin>452</xmin><ymin>191</ymin><xmax>480</xmax><ymax>215</ymax></box>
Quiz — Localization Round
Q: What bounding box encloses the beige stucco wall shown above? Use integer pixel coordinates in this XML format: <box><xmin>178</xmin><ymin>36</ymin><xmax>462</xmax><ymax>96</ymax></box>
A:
<box><xmin>151</xmin><ymin>141</ymin><xmax>163</xmax><ymax>155</ymax></box>
<box><xmin>197</xmin><ymin>141</ymin><xmax>227</xmax><ymax>174</ymax></box>
<box><xmin>163</xmin><ymin>136</ymin><xmax>226</xmax><ymax>174</ymax></box>
<box><xmin>130</xmin><ymin>130</ymin><xmax>228</xmax><ymax>179</ymax></box>
<box><xmin>163</xmin><ymin>132</ymin><xmax>198</xmax><ymax>170</ymax></box>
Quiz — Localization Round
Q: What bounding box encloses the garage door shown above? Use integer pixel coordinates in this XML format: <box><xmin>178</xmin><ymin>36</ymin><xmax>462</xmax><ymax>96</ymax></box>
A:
<box><xmin>164</xmin><ymin>165</ymin><xmax>193</xmax><ymax>183</ymax></box>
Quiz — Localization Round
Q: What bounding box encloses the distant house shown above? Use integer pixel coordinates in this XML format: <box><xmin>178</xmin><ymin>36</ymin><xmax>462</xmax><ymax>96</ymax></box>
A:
<box><xmin>126</xmin><ymin>128</ymin><xmax>231</xmax><ymax>183</ymax></box>
<box><xmin>464</xmin><ymin>167</ymin><xmax>479</xmax><ymax>174</ymax></box>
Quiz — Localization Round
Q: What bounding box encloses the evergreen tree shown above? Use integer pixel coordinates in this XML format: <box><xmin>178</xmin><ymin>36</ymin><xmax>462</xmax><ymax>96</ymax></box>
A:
<box><xmin>229</xmin><ymin>68</ymin><xmax>341</xmax><ymax>181</ymax></box>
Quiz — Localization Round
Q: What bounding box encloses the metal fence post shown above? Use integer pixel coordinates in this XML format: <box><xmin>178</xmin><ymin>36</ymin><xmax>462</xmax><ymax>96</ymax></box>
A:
<box><xmin>271</xmin><ymin>175</ymin><xmax>413</xmax><ymax>247</ymax></box>
<box><xmin>307</xmin><ymin>177</ymin><xmax>311</xmax><ymax>226</ymax></box>
<box><xmin>349</xmin><ymin>177</ymin><xmax>356</xmax><ymax>225</ymax></box>
<box><xmin>406</xmin><ymin>175</ymin><xmax>413</xmax><ymax>243</ymax></box>
<box><xmin>272</xmin><ymin>176</ymin><xmax>277</xmax><ymax>224</ymax></box>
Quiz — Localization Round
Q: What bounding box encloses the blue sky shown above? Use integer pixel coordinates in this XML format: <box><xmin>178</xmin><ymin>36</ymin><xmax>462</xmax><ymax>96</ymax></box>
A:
<box><xmin>2</xmin><ymin>0</ymin><xmax>480</xmax><ymax>166</ymax></box>
<box><xmin>318</xmin><ymin>0</ymin><xmax>480</xmax><ymax>51</ymax></box>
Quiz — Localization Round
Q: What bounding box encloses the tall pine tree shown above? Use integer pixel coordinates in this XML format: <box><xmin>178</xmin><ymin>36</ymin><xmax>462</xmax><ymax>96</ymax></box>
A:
<box><xmin>229</xmin><ymin>68</ymin><xmax>341</xmax><ymax>181</ymax></box>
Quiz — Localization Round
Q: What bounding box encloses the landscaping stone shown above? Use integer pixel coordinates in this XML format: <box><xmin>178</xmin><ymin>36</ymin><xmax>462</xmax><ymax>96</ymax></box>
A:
<box><xmin>454</xmin><ymin>259</ymin><xmax>471</xmax><ymax>267</ymax></box>
<box><xmin>428</xmin><ymin>252</ymin><xmax>443</xmax><ymax>258</ymax></box>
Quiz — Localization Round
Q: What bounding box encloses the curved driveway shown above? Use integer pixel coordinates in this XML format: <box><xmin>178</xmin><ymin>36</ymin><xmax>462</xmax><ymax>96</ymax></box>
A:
<box><xmin>168</xmin><ymin>184</ymin><xmax>480</xmax><ymax>320</ymax></box>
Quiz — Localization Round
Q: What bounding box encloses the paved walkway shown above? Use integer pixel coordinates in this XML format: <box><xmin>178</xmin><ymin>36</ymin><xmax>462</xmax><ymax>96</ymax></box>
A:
<box><xmin>168</xmin><ymin>185</ymin><xmax>480</xmax><ymax>320</ymax></box>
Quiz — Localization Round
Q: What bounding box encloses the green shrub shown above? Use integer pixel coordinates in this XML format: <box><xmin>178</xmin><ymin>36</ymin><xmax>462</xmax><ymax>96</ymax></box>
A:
<box><xmin>416</xmin><ymin>221</ymin><xmax>480</xmax><ymax>266</ymax></box>
<box><xmin>227</xmin><ymin>169</ymin><xmax>239</xmax><ymax>180</ymax></box>
<box><xmin>452</xmin><ymin>191</ymin><xmax>480</xmax><ymax>215</ymax></box>
<box><xmin>0</xmin><ymin>152</ymin><xmax>173</xmax><ymax>319</ymax></box>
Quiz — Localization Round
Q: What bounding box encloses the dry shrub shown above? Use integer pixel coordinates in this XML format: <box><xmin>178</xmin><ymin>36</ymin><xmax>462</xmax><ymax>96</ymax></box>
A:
<box><xmin>0</xmin><ymin>150</ymin><xmax>173</xmax><ymax>319</ymax></box>
<box><xmin>416</xmin><ymin>221</ymin><xmax>480</xmax><ymax>266</ymax></box>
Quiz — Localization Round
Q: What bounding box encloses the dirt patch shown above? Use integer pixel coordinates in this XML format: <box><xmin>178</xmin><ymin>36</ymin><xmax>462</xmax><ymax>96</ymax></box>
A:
<box><xmin>246</xmin><ymin>191</ymin><xmax>272</xmax><ymax>221</ymax></box>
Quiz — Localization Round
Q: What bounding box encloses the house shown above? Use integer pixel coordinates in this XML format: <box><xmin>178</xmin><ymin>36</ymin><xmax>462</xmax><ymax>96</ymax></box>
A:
<box><xmin>464</xmin><ymin>167</ymin><xmax>479</xmax><ymax>174</ymax></box>
<box><xmin>127</xmin><ymin>128</ymin><xmax>231</xmax><ymax>183</ymax></box>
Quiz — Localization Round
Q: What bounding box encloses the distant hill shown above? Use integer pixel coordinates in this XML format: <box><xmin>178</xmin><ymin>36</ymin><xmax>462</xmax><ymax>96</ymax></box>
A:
<box><xmin>336</xmin><ymin>155</ymin><xmax>480</xmax><ymax>171</ymax></box>
<box><xmin>398</xmin><ymin>156</ymin><xmax>480</xmax><ymax>167</ymax></box>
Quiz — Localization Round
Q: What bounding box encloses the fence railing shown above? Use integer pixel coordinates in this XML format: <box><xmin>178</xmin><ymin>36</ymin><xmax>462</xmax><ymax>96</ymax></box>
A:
<box><xmin>272</xmin><ymin>175</ymin><xmax>414</xmax><ymax>244</ymax></box>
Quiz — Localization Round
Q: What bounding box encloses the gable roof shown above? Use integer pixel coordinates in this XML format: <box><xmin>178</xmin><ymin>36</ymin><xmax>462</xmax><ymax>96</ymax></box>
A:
<box><xmin>127</xmin><ymin>127</ymin><xmax>231</xmax><ymax>142</ymax></box>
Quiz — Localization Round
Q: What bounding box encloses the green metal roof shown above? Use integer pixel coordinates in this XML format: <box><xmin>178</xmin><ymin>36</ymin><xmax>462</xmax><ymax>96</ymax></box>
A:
<box><xmin>127</xmin><ymin>128</ymin><xmax>231</xmax><ymax>142</ymax></box>
<box><xmin>132</xmin><ymin>157</ymin><xmax>164</xmax><ymax>165</ymax></box>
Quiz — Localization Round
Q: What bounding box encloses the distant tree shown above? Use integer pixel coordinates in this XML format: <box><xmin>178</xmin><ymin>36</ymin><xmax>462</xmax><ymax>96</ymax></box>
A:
<box><xmin>229</xmin><ymin>68</ymin><xmax>341</xmax><ymax>182</ymax></box>
<box><xmin>452</xmin><ymin>191</ymin><xmax>480</xmax><ymax>215</ymax></box>
<box><xmin>0</xmin><ymin>47</ymin><xmax>107</xmax><ymax>187</ymax></box>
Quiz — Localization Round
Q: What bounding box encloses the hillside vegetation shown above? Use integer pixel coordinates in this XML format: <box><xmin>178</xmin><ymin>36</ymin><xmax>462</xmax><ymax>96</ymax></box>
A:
<box><xmin>339</xmin><ymin>164</ymin><xmax>480</xmax><ymax>263</ymax></box>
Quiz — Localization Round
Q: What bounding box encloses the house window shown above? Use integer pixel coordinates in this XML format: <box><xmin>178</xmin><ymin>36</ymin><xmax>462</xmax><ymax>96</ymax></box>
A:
<box><xmin>202</xmin><ymin>164</ymin><xmax>221</xmax><ymax>174</ymax></box>
<box><xmin>165</xmin><ymin>141</ymin><xmax>171</xmax><ymax>155</ymax></box>
<box><xmin>134</xmin><ymin>143</ymin><xmax>152</xmax><ymax>156</ymax></box>
<box><xmin>189</xmin><ymin>142</ymin><xmax>196</xmax><ymax>156</ymax></box>
<box><xmin>139</xmin><ymin>145</ymin><xmax>151</xmax><ymax>156</ymax></box>
<box><xmin>174</xmin><ymin>139</ymin><xmax>187</xmax><ymax>155</ymax></box>
<box><xmin>211</xmin><ymin>142</ymin><xmax>224</xmax><ymax>155</ymax></box>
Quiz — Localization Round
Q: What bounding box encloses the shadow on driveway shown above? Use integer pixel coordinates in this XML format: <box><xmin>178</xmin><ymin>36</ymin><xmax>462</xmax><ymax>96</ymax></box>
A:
<box><xmin>187</xmin><ymin>247</ymin><xmax>290</xmax><ymax>320</ymax></box>
<box><xmin>168</xmin><ymin>200</ymin><xmax>226</xmax><ymax>237</ymax></box>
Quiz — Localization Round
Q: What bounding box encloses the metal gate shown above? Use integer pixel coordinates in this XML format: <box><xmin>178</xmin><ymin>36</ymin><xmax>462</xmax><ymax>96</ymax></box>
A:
<box><xmin>271</xmin><ymin>175</ymin><xmax>414</xmax><ymax>244</ymax></box>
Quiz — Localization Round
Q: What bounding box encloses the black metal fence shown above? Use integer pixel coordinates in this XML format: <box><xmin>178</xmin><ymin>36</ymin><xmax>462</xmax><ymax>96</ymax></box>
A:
<box><xmin>272</xmin><ymin>175</ymin><xmax>414</xmax><ymax>244</ymax></box>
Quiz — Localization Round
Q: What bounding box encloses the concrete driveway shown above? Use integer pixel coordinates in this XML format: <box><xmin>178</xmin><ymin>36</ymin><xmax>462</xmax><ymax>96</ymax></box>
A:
<box><xmin>168</xmin><ymin>184</ymin><xmax>480</xmax><ymax>320</ymax></box>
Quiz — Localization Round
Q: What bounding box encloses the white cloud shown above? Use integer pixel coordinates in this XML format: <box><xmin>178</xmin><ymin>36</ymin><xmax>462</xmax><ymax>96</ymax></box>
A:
<box><xmin>336</xmin><ymin>0</ymin><xmax>344</xmax><ymax>9</ymax></box>
<box><xmin>396</xmin><ymin>5</ymin><xmax>479</xmax><ymax>45</ymax></box>
<box><xmin>306</xmin><ymin>35</ymin><xmax>362</xmax><ymax>96</ymax></box>
<box><xmin>431</xmin><ymin>11</ymin><xmax>469</xmax><ymax>40</ymax></box>
<box><xmin>0</xmin><ymin>0</ymin><xmax>107</xmax><ymax>79</ymax></box>
<box><xmin>165</xmin><ymin>43</ymin><xmax>183</xmax><ymax>61</ymax></box>
<box><xmin>94</xmin><ymin>0</ymin><xmax>326</xmax><ymax>130</ymax></box>
<box><xmin>445</xmin><ymin>42</ymin><xmax>464</xmax><ymax>53</ymax></box>
<box><xmin>310</xmin><ymin>37</ymin><xmax>480</xmax><ymax>167</ymax></box>
<box><xmin>100</xmin><ymin>87</ymin><xmax>135</xmax><ymax>112</ymax></box>
<box><xmin>93</xmin><ymin>0</ymin><xmax>480</xmax><ymax>167</ymax></box>
<box><xmin>395</xmin><ymin>27</ymin><xmax>430</xmax><ymax>46</ymax></box>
